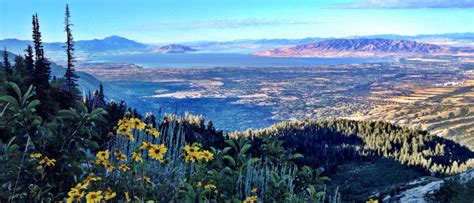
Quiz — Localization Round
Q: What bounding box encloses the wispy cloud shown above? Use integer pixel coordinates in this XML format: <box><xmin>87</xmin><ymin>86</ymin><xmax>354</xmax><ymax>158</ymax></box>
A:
<box><xmin>338</xmin><ymin>0</ymin><xmax>474</xmax><ymax>9</ymax></box>
<box><xmin>123</xmin><ymin>19</ymin><xmax>322</xmax><ymax>31</ymax></box>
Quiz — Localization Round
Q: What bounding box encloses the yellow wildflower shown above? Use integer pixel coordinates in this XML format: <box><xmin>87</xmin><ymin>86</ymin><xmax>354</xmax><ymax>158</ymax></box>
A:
<box><xmin>251</xmin><ymin>188</ymin><xmax>257</xmax><ymax>193</ymax></box>
<box><xmin>143</xmin><ymin>175</ymin><xmax>151</xmax><ymax>184</ymax></box>
<box><xmin>140</xmin><ymin>142</ymin><xmax>152</xmax><ymax>150</ymax></box>
<box><xmin>146</xmin><ymin>128</ymin><xmax>160</xmax><ymax>137</ymax></box>
<box><xmin>204</xmin><ymin>183</ymin><xmax>217</xmax><ymax>191</ymax></box>
<box><xmin>102</xmin><ymin>160</ymin><xmax>115</xmax><ymax>171</ymax></box>
<box><xmin>67</xmin><ymin>189</ymin><xmax>85</xmax><ymax>203</ymax></box>
<box><xmin>104</xmin><ymin>187</ymin><xmax>117</xmax><ymax>200</ymax></box>
<box><xmin>123</xmin><ymin>132</ymin><xmax>135</xmax><ymax>142</ymax></box>
<box><xmin>30</xmin><ymin>152</ymin><xmax>42</xmax><ymax>159</ymax></box>
<box><xmin>38</xmin><ymin>156</ymin><xmax>56</xmax><ymax>168</ymax></box>
<box><xmin>93</xmin><ymin>159</ymin><xmax>103</xmax><ymax>165</ymax></box>
<box><xmin>366</xmin><ymin>199</ymin><xmax>378</xmax><ymax>203</ymax></box>
<box><xmin>124</xmin><ymin>192</ymin><xmax>131</xmax><ymax>202</ymax></box>
<box><xmin>196</xmin><ymin>182</ymin><xmax>202</xmax><ymax>187</ymax></box>
<box><xmin>85</xmin><ymin>191</ymin><xmax>103</xmax><ymax>203</ymax></box>
<box><xmin>184</xmin><ymin>145</ymin><xmax>200</xmax><ymax>154</ymax></box>
<box><xmin>115</xmin><ymin>149</ymin><xmax>127</xmax><ymax>161</ymax></box>
<box><xmin>117</xmin><ymin>118</ymin><xmax>128</xmax><ymax>126</ymax></box>
<box><xmin>118</xmin><ymin>164</ymin><xmax>130</xmax><ymax>171</ymax></box>
<box><xmin>131</xmin><ymin>152</ymin><xmax>143</xmax><ymax>163</ymax></box>
<box><xmin>243</xmin><ymin>195</ymin><xmax>258</xmax><ymax>203</ymax></box>
<box><xmin>184</xmin><ymin>153</ymin><xmax>198</xmax><ymax>163</ymax></box>
<box><xmin>201</xmin><ymin>150</ymin><xmax>214</xmax><ymax>162</ymax></box>
<box><xmin>73</xmin><ymin>182</ymin><xmax>89</xmax><ymax>191</ymax></box>
<box><xmin>148</xmin><ymin>144</ymin><xmax>167</xmax><ymax>161</ymax></box>
<box><xmin>95</xmin><ymin>150</ymin><xmax>110</xmax><ymax>160</ymax></box>
<box><xmin>116</xmin><ymin>125</ymin><xmax>130</xmax><ymax>135</ymax></box>
<box><xmin>130</xmin><ymin>118</ymin><xmax>146</xmax><ymax>130</ymax></box>
<box><xmin>84</xmin><ymin>174</ymin><xmax>102</xmax><ymax>184</ymax></box>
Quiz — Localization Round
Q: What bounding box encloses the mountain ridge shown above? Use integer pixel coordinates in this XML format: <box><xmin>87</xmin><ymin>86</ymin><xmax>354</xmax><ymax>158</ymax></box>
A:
<box><xmin>156</xmin><ymin>44</ymin><xmax>196</xmax><ymax>53</ymax></box>
<box><xmin>0</xmin><ymin>35</ymin><xmax>147</xmax><ymax>54</ymax></box>
<box><xmin>253</xmin><ymin>38</ymin><xmax>473</xmax><ymax>58</ymax></box>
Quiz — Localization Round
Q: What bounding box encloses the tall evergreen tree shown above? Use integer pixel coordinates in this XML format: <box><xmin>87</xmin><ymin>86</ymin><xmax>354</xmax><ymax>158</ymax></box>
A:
<box><xmin>3</xmin><ymin>47</ymin><xmax>12</xmax><ymax>76</ymax></box>
<box><xmin>13</xmin><ymin>56</ymin><xmax>25</xmax><ymax>76</ymax></box>
<box><xmin>32</xmin><ymin>14</ymin><xmax>51</xmax><ymax>92</ymax></box>
<box><xmin>23</xmin><ymin>45</ymin><xmax>35</xmax><ymax>85</ymax></box>
<box><xmin>64</xmin><ymin>4</ymin><xmax>78</xmax><ymax>90</ymax></box>
<box><xmin>32</xmin><ymin>14</ymin><xmax>53</xmax><ymax>118</ymax></box>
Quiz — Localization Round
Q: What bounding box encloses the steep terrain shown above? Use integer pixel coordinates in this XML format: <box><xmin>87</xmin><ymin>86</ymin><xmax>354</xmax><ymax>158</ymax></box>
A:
<box><xmin>348</xmin><ymin>70</ymin><xmax>474</xmax><ymax>149</ymax></box>
<box><xmin>253</xmin><ymin>38</ymin><xmax>473</xmax><ymax>58</ymax></box>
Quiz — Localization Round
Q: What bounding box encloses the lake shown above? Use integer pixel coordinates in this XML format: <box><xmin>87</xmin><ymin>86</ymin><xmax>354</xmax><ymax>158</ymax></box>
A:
<box><xmin>92</xmin><ymin>52</ymin><xmax>389</xmax><ymax>68</ymax></box>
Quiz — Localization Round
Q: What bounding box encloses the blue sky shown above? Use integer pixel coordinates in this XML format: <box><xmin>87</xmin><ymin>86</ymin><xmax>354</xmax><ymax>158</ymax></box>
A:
<box><xmin>1</xmin><ymin>0</ymin><xmax>474</xmax><ymax>43</ymax></box>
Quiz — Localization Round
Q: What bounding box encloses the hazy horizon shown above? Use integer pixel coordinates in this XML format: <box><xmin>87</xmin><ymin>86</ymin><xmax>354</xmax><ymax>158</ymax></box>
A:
<box><xmin>2</xmin><ymin>32</ymin><xmax>474</xmax><ymax>45</ymax></box>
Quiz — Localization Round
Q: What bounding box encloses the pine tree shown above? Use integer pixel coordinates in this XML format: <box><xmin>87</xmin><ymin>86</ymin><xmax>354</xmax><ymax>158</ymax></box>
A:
<box><xmin>23</xmin><ymin>45</ymin><xmax>35</xmax><ymax>85</ymax></box>
<box><xmin>32</xmin><ymin>14</ymin><xmax>51</xmax><ymax>92</ymax></box>
<box><xmin>13</xmin><ymin>55</ymin><xmax>25</xmax><ymax>77</ymax></box>
<box><xmin>3</xmin><ymin>47</ymin><xmax>12</xmax><ymax>76</ymax></box>
<box><xmin>32</xmin><ymin>14</ymin><xmax>53</xmax><ymax>117</ymax></box>
<box><xmin>64</xmin><ymin>4</ymin><xmax>78</xmax><ymax>90</ymax></box>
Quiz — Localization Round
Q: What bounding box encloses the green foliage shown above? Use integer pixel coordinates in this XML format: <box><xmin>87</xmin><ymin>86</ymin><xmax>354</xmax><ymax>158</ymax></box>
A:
<box><xmin>231</xmin><ymin>120</ymin><xmax>474</xmax><ymax>176</ymax></box>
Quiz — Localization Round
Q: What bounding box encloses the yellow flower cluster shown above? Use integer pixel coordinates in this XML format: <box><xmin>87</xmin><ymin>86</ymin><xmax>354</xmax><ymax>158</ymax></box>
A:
<box><xmin>131</xmin><ymin>152</ymin><xmax>143</xmax><ymax>163</ymax></box>
<box><xmin>204</xmin><ymin>183</ymin><xmax>217</xmax><ymax>191</ymax></box>
<box><xmin>34</xmin><ymin>154</ymin><xmax>56</xmax><ymax>170</ymax></box>
<box><xmin>140</xmin><ymin>141</ymin><xmax>168</xmax><ymax>162</ymax></box>
<box><xmin>66</xmin><ymin>173</ymin><xmax>116</xmax><ymax>203</ymax></box>
<box><xmin>85</xmin><ymin>191</ymin><xmax>102</xmax><ymax>203</ymax></box>
<box><xmin>96</xmin><ymin>150</ymin><xmax>110</xmax><ymax>160</ymax></box>
<box><xmin>94</xmin><ymin>150</ymin><xmax>115</xmax><ymax>171</ymax></box>
<box><xmin>114</xmin><ymin>149</ymin><xmax>127</xmax><ymax>161</ymax></box>
<box><xmin>243</xmin><ymin>195</ymin><xmax>258</xmax><ymax>203</ymax></box>
<box><xmin>366</xmin><ymin>199</ymin><xmax>378</xmax><ymax>203</ymax></box>
<box><xmin>182</xmin><ymin>145</ymin><xmax>214</xmax><ymax>162</ymax></box>
<box><xmin>146</xmin><ymin>126</ymin><xmax>160</xmax><ymax>137</ymax></box>
<box><xmin>149</xmin><ymin>144</ymin><xmax>168</xmax><ymax>161</ymax></box>
<box><xmin>116</xmin><ymin>117</ymin><xmax>160</xmax><ymax>141</ymax></box>
<box><xmin>118</xmin><ymin>164</ymin><xmax>130</xmax><ymax>171</ymax></box>
<box><xmin>30</xmin><ymin>152</ymin><xmax>42</xmax><ymax>158</ymax></box>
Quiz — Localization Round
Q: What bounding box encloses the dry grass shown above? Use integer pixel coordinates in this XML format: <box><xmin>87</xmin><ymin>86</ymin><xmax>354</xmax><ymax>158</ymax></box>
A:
<box><xmin>347</xmin><ymin>76</ymin><xmax>474</xmax><ymax>149</ymax></box>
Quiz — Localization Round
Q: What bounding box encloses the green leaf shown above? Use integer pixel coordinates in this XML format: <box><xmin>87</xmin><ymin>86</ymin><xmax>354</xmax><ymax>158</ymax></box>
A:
<box><xmin>224</xmin><ymin>140</ymin><xmax>237</xmax><ymax>152</ymax></box>
<box><xmin>240</xmin><ymin>143</ymin><xmax>251</xmax><ymax>155</ymax></box>
<box><xmin>90</xmin><ymin>108</ymin><xmax>107</xmax><ymax>118</ymax></box>
<box><xmin>85</xmin><ymin>140</ymin><xmax>99</xmax><ymax>150</ymax></box>
<box><xmin>26</xmin><ymin>100</ymin><xmax>40</xmax><ymax>110</ymax></box>
<box><xmin>221</xmin><ymin>147</ymin><xmax>232</xmax><ymax>154</ymax></box>
<box><xmin>316</xmin><ymin>191</ymin><xmax>326</xmax><ymax>197</ymax></box>
<box><xmin>7</xmin><ymin>82</ymin><xmax>22</xmax><ymax>99</ymax></box>
<box><xmin>222</xmin><ymin>155</ymin><xmax>236</xmax><ymax>167</ymax></box>
<box><xmin>8</xmin><ymin>144</ymin><xmax>19</xmax><ymax>153</ymax></box>
<box><xmin>0</xmin><ymin>95</ymin><xmax>19</xmax><ymax>109</ymax></box>
<box><xmin>77</xmin><ymin>102</ymin><xmax>88</xmax><ymax>114</ymax></box>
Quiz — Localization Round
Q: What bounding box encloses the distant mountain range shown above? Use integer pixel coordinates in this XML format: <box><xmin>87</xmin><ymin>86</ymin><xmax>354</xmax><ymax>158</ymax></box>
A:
<box><xmin>253</xmin><ymin>38</ymin><xmax>474</xmax><ymax>58</ymax></box>
<box><xmin>156</xmin><ymin>44</ymin><xmax>196</xmax><ymax>53</ymax></box>
<box><xmin>2</xmin><ymin>33</ymin><xmax>474</xmax><ymax>56</ymax></box>
<box><xmin>0</xmin><ymin>36</ymin><xmax>147</xmax><ymax>54</ymax></box>
<box><xmin>3</xmin><ymin>51</ymin><xmax>102</xmax><ymax>91</ymax></box>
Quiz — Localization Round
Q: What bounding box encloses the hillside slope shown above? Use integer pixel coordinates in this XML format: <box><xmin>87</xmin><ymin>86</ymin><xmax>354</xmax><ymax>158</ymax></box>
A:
<box><xmin>253</xmin><ymin>38</ymin><xmax>473</xmax><ymax>58</ymax></box>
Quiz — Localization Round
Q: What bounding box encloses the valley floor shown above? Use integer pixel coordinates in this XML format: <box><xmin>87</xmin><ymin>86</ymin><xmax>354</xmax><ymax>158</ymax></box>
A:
<box><xmin>77</xmin><ymin>59</ymin><xmax>473</xmax><ymax>148</ymax></box>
